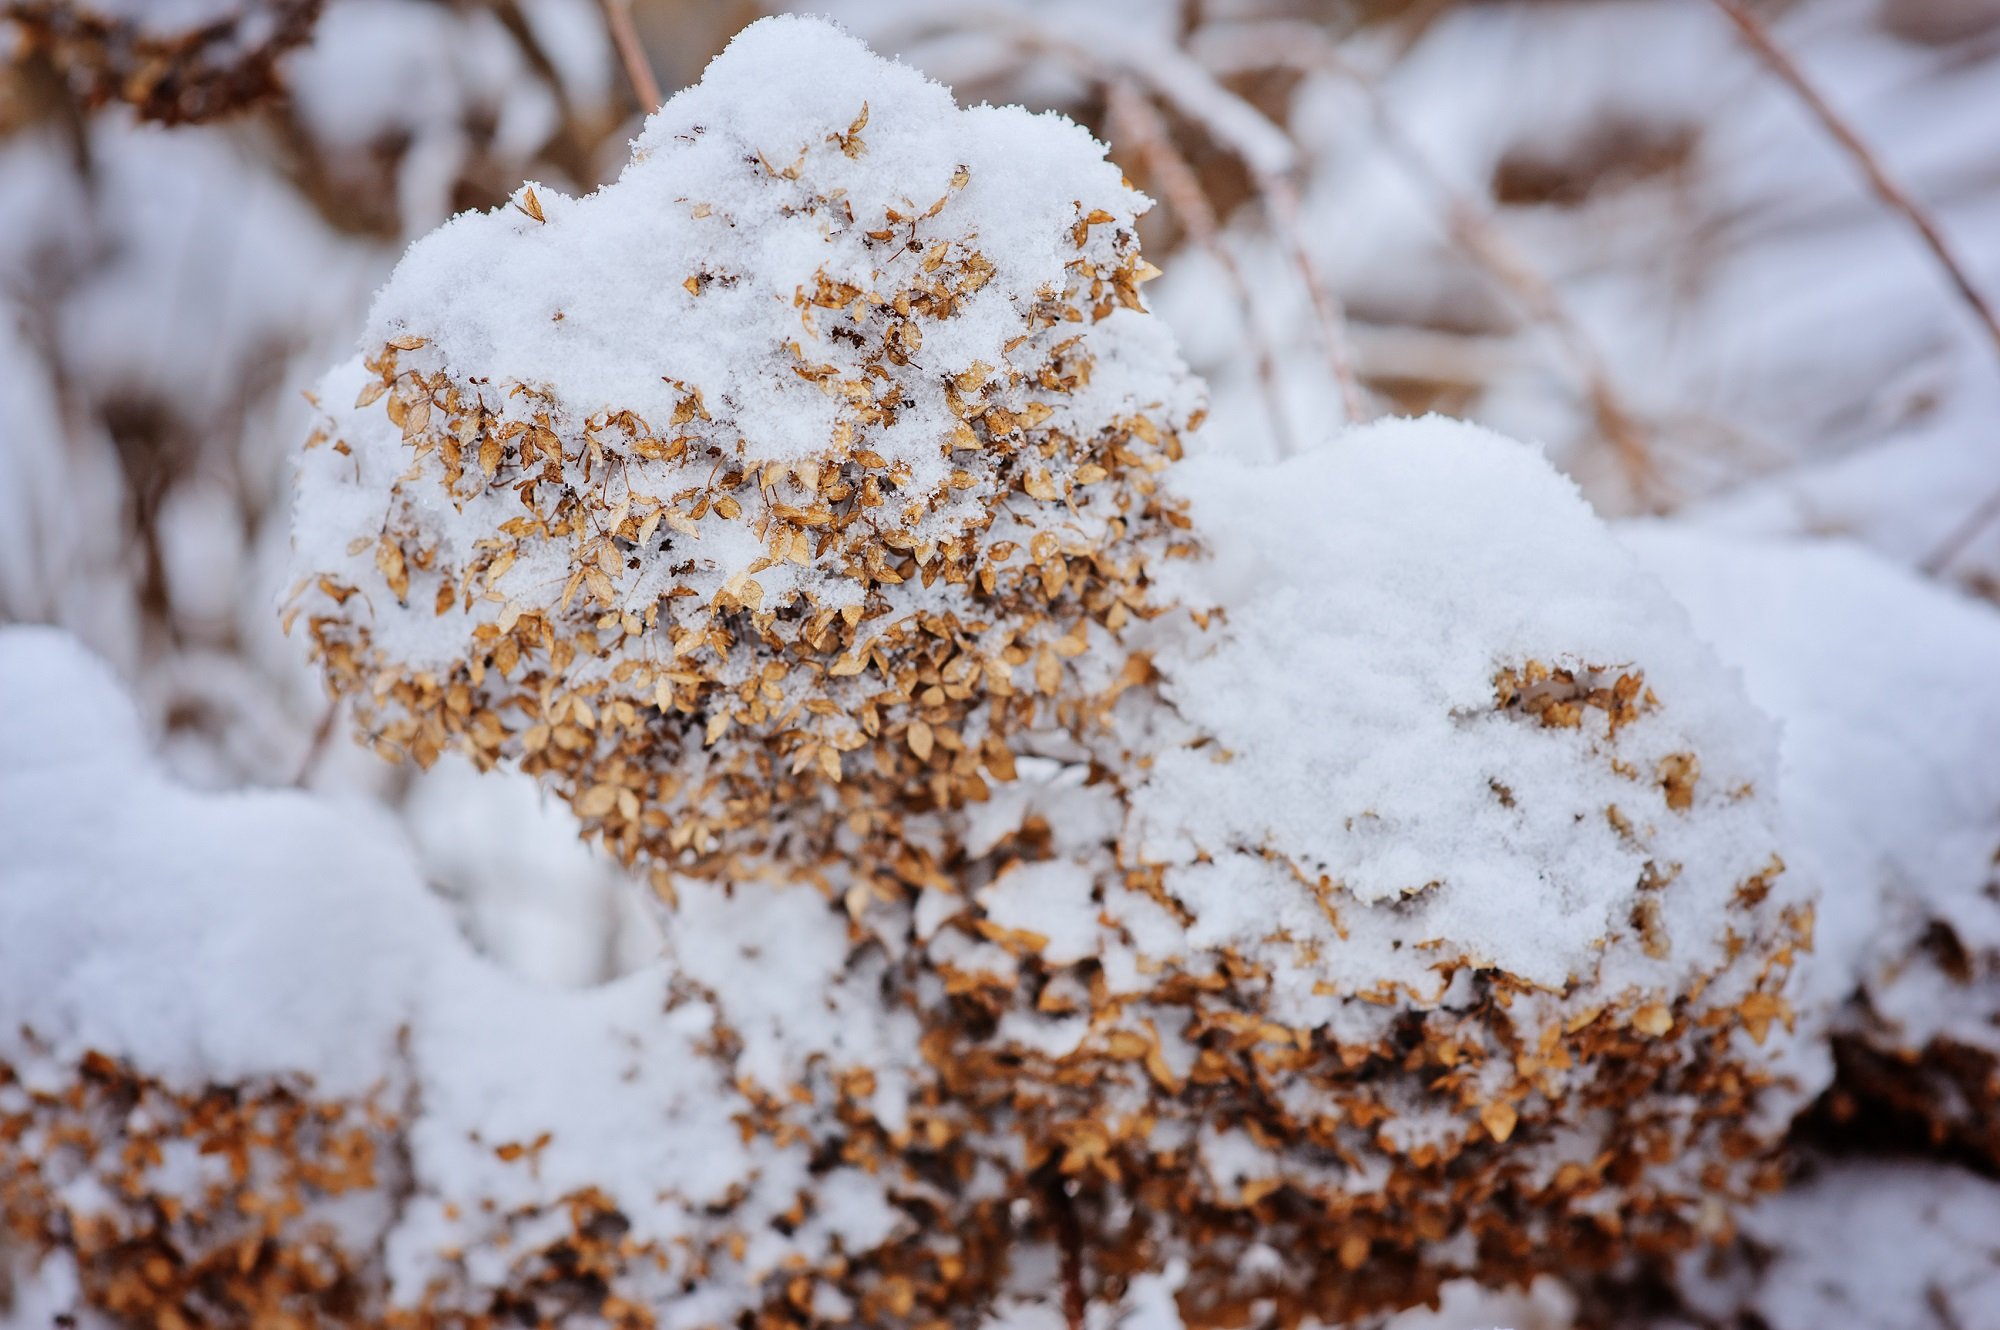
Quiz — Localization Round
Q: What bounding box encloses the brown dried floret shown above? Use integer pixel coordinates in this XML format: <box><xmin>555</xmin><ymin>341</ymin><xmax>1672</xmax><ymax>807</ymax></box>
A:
<box><xmin>1494</xmin><ymin>659</ymin><xmax>1657</xmax><ymax>734</ymax></box>
<box><xmin>0</xmin><ymin>1044</ymin><xmax>1009</xmax><ymax>1330</ymax></box>
<box><xmin>861</xmin><ymin>848</ymin><xmax>1813</xmax><ymax>1327</ymax></box>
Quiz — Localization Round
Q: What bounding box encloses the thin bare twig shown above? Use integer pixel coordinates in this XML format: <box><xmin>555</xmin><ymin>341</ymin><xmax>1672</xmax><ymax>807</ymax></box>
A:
<box><xmin>1262</xmin><ymin>172</ymin><xmax>1370</xmax><ymax>424</ymax></box>
<box><xmin>1927</xmin><ymin>1282</ymin><xmax>1969</xmax><ymax>1330</ymax></box>
<box><xmin>1096</xmin><ymin>27</ymin><xmax>1368</xmax><ymax>423</ymax></box>
<box><xmin>1712</xmin><ymin>0</ymin><xmax>2000</xmax><ymax>367</ymax></box>
<box><xmin>1391</xmin><ymin>180</ymin><xmax>1662</xmax><ymax>501</ymax></box>
<box><xmin>1192</xmin><ymin>20</ymin><xmax>1664</xmax><ymax>507</ymax></box>
<box><xmin>1922</xmin><ymin>483</ymin><xmax>2000</xmax><ymax>576</ymax></box>
<box><xmin>492</xmin><ymin>0</ymin><xmax>612</xmax><ymax>184</ymax></box>
<box><xmin>293</xmin><ymin>698</ymin><xmax>340</xmax><ymax>788</ymax></box>
<box><xmin>599</xmin><ymin>0</ymin><xmax>661</xmax><ymax>113</ymax></box>
<box><xmin>1104</xmin><ymin>78</ymin><xmax>1299</xmax><ymax>455</ymax></box>
<box><xmin>965</xmin><ymin>9</ymin><xmax>1370</xmax><ymax>424</ymax></box>
<box><xmin>1712</xmin><ymin>0</ymin><xmax>2000</xmax><ymax>574</ymax></box>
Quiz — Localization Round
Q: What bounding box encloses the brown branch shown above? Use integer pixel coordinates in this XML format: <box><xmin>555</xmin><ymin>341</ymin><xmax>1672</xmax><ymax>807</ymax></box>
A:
<box><xmin>1051</xmin><ymin>1176</ymin><xmax>1087</xmax><ymax>1330</ymax></box>
<box><xmin>1390</xmin><ymin>176</ymin><xmax>1663</xmax><ymax>501</ymax></box>
<box><xmin>1922</xmin><ymin>480</ymin><xmax>2000</xmax><ymax>576</ymax></box>
<box><xmin>1928</xmin><ymin>1282</ymin><xmax>1969</xmax><ymax>1330</ymax></box>
<box><xmin>1711</xmin><ymin>0</ymin><xmax>2000</xmax><ymax>571</ymax></box>
<box><xmin>969</xmin><ymin>10</ymin><xmax>1370</xmax><ymax>425</ymax></box>
<box><xmin>1104</xmin><ymin>79</ymin><xmax>1300</xmax><ymax>454</ymax></box>
<box><xmin>1109</xmin><ymin>37</ymin><xmax>1369</xmax><ymax>424</ymax></box>
<box><xmin>1711</xmin><ymin>0</ymin><xmax>2000</xmax><ymax>367</ymax></box>
<box><xmin>1190</xmin><ymin>20</ymin><xmax>1665</xmax><ymax>508</ymax></box>
<box><xmin>599</xmin><ymin>0</ymin><xmax>661</xmax><ymax>114</ymax></box>
<box><xmin>492</xmin><ymin>0</ymin><xmax>611</xmax><ymax>185</ymax></box>
<box><xmin>293</xmin><ymin>698</ymin><xmax>340</xmax><ymax>788</ymax></box>
<box><xmin>1262</xmin><ymin>170</ymin><xmax>1370</xmax><ymax>425</ymax></box>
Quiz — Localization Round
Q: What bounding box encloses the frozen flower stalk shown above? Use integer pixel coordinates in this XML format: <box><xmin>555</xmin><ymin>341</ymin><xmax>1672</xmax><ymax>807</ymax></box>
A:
<box><xmin>290</xmin><ymin>14</ymin><xmax>1200</xmax><ymax>886</ymax></box>
<box><xmin>287</xmin><ymin>16</ymin><xmax>1813</xmax><ymax>1327</ymax></box>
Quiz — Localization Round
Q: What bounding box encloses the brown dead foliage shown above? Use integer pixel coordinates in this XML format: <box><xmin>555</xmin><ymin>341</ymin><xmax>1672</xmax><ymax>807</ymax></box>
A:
<box><xmin>276</xmin><ymin>88</ymin><xmax>1814</xmax><ymax>1330</ymax></box>
<box><xmin>5</xmin><ymin>0</ymin><xmax>323</xmax><ymax>125</ymax></box>
<box><xmin>294</xmin><ymin>120</ymin><xmax>1199</xmax><ymax>896</ymax></box>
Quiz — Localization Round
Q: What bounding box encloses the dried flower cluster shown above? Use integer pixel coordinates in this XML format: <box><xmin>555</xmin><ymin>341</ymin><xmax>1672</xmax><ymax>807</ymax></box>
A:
<box><xmin>290</xmin><ymin>17</ymin><xmax>1200</xmax><ymax>889</ymax></box>
<box><xmin>5</xmin><ymin>0</ymin><xmax>322</xmax><ymax>124</ymax></box>
<box><xmin>0</xmin><ymin>1048</ymin><xmax>390</xmax><ymax>1327</ymax></box>
<box><xmin>814</xmin><ymin>427</ymin><xmax>1818</xmax><ymax>1316</ymax></box>
<box><xmin>877</xmin><ymin>720</ymin><xmax>1809</xmax><ymax>1326</ymax></box>
<box><xmin>289</xmin><ymin>17</ymin><xmax>1810</xmax><ymax>1327</ymax></box>
<box><xmin>1827</xmin><ymin>901</ymin><xmax>2000</xmax><ymax>1170</ymax></box>
<box><xmin>0</xmin><ymin>1042</ymin><xmax>988</xmax><ymax>1330</ymax></box>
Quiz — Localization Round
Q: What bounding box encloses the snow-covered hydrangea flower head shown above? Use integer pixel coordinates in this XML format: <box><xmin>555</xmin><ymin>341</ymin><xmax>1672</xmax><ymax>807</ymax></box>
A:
<box><xmin>286</xmin><ymin>16</ymin><xmax>1813</xmax><ymax>1325</ymax></box>
<box><xmin>289</xmin><ymin>15</ymin><xmax>1203</xmax><ymax>886</ymax></box>
<box><xmin>904</xmin><ymin>420</ymin><xmax>1815</xmax><ymax>1321</ymax></box>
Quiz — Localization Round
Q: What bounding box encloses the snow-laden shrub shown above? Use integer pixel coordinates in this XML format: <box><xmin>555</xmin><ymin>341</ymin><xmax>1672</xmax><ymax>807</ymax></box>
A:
<box><xmin>290</xmin><ymin>13</ymin><xmax>1200</xmax><ymax>887</ymax></box>
<box><xmin>285</xmin><ymin>15</ymin><xmax>1822</xmax><ymax>1327</ymax></box>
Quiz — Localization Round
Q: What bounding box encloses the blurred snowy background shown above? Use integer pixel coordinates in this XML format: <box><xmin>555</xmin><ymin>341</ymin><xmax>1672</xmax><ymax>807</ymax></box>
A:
<box><xmin>5</xmin><ymin>1</ymin><xmax>2000</xmax><ymax>1325</ymax></box>
<box><xmin>6</xmin><ymin>0</ymin><xmax>1999</xmax><ymax>989</ymax></box>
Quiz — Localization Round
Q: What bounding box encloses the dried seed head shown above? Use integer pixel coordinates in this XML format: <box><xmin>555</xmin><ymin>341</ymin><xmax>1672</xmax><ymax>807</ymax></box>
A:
<box><xmin>283</xmin><ymin>19</ymin><xmax>1812</xmax><ymax>1328</ymax></box>
<box><xmin>290</xmin><ymin>16</ymin><xmax>1201</xmax><ymax>887</ymax></box>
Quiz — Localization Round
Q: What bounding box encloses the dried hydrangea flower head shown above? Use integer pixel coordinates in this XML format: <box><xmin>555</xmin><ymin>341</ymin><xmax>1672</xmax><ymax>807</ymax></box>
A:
<box><xmin>461</xmin><ymin>421</ymin><xmax>1810</xmax><ymax>1327</ymax></box>
<box><xmin>290</xmin><ymin>18</ymin><xmax>1813</xmax><ymax>1326</ymax></box>
<box><xmin>8</xmin><ymin>546</ymin><xmax>1810</xmax><ymax>1330</ymax></box>
<box><xmin>875</xmin><ymin>421</ymin><xmax>1815</xmax><ymax>1322</ymax></box>
<box><xmin>5</xmin><ymin>0</ymin><xmax>322</xmax><ymax>124</ymax></box>
<box><xmin>290</xmin><ymin>14</ymin><xmax>1202</xmax><ymax>886</ymax></box>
